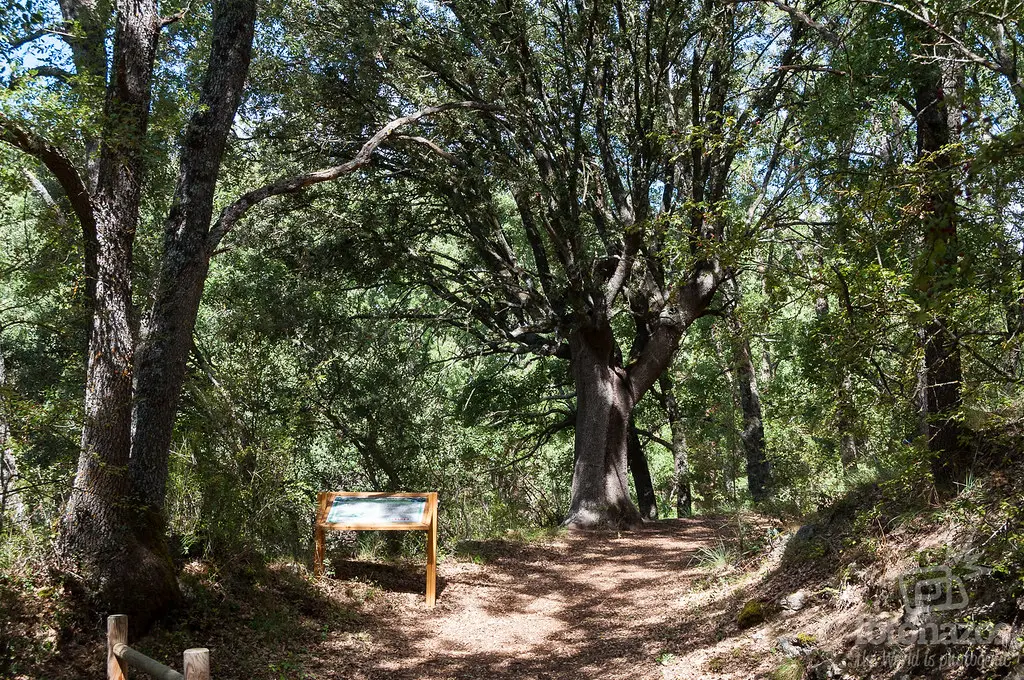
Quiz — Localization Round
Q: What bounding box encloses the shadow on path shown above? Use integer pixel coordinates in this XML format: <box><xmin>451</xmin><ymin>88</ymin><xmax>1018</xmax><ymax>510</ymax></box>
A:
<box><xmin>305</xmin><ymin>519</ymin><xmax>730</xmax><ymax>680</ymax></box>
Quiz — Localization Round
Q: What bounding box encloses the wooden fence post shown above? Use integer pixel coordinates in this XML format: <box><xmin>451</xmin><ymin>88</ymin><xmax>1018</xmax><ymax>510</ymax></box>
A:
<box><xmin>107</xmin><ymin>614</ymin><xmax>128</xmax><ymax>680</ymax></box>
<box><xmin>183</xmin><ymin>648</ymin><xmax>210</xmax><ymax>680</ymax></box>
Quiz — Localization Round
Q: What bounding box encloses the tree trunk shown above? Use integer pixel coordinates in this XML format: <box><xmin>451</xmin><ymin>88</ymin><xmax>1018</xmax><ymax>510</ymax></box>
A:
<box><xmin>0</xmin><ymin>339</ymin><xmax>26</xmax><ymax>528</ymax></box>
<box><xmin>658</xmin><ymin>373</ymin><xmax>692</xmax><ymax>517</ymax></box>
<box><xmin>58</xmin><ymin>202</ymin><xmax>180</xmax><ymax>630</ymax></box>
<box><xmin>56</xmin><ymin>0</ymin><xmax>109</xmax><ymax>190</ymax></box>
<box><xmin>813</xmin><ymin>291</ymin><xmax>859</xmax><ymax>469</ymax></box>
<box><xmin>915</xmin><ymin>329</ymin><xmax>931</xmax><ymax>439</ymax></box>
<box><xmin>626</xmin><ymin>419</ymin><xmax>657</xmax><ymax>520</ymax></box>
<box><xmin>728</xmin><ymin>313</ymin><xmax>771</xmax><ymax>503</ymax></box>
<box><xmin>1006</xmin><ymin>245</ymin><xmax>1024</xmax><ymax>378</ymax></box>
<box><xmin>838</xmin><ymin>373</ymin><xmax>858</xmax><ymax>469</ymax></box>
<box><xmin>56</xmin><ymin>0</ymin><xmax>175</xmax><ymax>630</ymax></box>
<box><xmin>564</xmin><ymin>324</ymin><xmax>643</xmax><ymax>529</ymax></box>
<box><xmin>55</xmin><ymin>0</ymin><xmax>257</xmax><ymax>632</ymax></box>
<box><xmin>911</xmin><ymin>46</ymin><xmax>969</xmax><ymax>497</ymax></box>
<box><xmin>130</xmin><ymin>0</ymin><xmax>257</xmax><ymax>509</ymax></box>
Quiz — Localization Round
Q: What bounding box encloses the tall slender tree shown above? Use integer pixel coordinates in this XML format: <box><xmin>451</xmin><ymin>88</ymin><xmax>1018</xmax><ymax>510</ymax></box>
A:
<box><xmin>908</xmin><ymin>25</ymin><xmax>968</xmax><ymax>496</ymax></box>
<box><xmin>2</xmin><ymin>0</ymin><xmax>257</xmax><ymax>626</ymax></box>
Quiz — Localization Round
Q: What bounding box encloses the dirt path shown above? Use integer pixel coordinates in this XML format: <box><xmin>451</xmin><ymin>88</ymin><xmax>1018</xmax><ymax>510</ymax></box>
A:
<box><xmin>309</xmin><ymin>519</ymin><xmax>751</xmax><ymax>680</ymax></box>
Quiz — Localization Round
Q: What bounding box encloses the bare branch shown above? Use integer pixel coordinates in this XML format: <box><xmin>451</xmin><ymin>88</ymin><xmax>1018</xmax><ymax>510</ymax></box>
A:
<box><xmin>5</xmin><ymin>25</ymin><xmax>62</xmax><ymax>50</ymax></box>
<box><xmin>604</xmin><ymin>228</ymin><xmax>642</xmax><ymax>308</ymax></box>
<box><xmin>9</xmin><ymin>65</ymin><xmax>75</xmax><ymax>88</ymax></box>
<box><xmin>210</xmin><ymin>101</ymin><xmax>501</xmax><ymax>247</ymax></box>
<box><xmin>764</xmin><ymin>0</ymin><xmax>840</xmax><ymax>44</ymax></box>
<box><xmin>0</xmin><ymin>114</ymin><xmax>96</xmax><ymax>245</ymax></box>
<box><xmin>23</xmin><ymin>169</ymin><xmax>68</xmax><ymax>226</ymax></box>
<box><xmin>394</xmin><ymin>135</ymin><xmax>466</xmax><ymax>166</ymax></box>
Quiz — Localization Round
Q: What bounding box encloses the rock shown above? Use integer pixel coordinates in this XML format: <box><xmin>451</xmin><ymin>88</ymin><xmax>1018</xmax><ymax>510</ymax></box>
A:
<box><xmin>838</xmin><ymin>584</ymin><xmax>866</xmax><ymax>608</ymax></box>
<box><xmin>737</xmin><ymin>599</ymin><xmax>766</xmax><ymax>628</ymax></box>
<box><xmin>777</xmin><ymin>637</ymin><xmax>804</xmax><ymax>657</ymax></box>
<box><xmin>808</xmin><ymin>660</ymin><xmax>843</xmax><ymax>679</ymax></box>
<box><xmin>795</xmin><ymin>525</ymin><xmax>816</xmax><ymax>541</ymax></box>
<box><xmin>845</xmin><ymin>561</ymin><xmax>868</xmax><ymax>584</ymax></box>
<box><xmin>1009</xmin><ymin>663</ymin><xmax>1024</xmax><ymax>680</ymax></box>
<box><xmin>780</xmin><ymin>590</ymin><xmax>809</xmax><ymax>611</ymax></box>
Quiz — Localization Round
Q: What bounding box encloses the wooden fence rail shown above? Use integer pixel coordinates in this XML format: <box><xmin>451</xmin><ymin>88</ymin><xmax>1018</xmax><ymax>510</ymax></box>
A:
<box><xmin>107</xmin><ymin>615</ymin><xmax>210</xmax><ymax>680</ymax></box>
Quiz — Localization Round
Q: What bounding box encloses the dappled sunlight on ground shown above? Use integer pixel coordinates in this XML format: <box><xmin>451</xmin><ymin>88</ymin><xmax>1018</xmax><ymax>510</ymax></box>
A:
<box><xmin>303</xmin><ymin>518</ymin><xmax>783</xmax><ymax>680</ymax></box>
<box><xmin>27</xmin><ymin>517</ymin><xmax>808</xmax><ymax>680</ymax></box>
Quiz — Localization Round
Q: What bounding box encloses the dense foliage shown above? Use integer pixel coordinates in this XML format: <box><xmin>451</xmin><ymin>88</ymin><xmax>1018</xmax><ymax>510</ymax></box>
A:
<box><xmin>0</xmin><ymin>0</ymin><xmax>1022</xmax><ymax>615</ymax></box>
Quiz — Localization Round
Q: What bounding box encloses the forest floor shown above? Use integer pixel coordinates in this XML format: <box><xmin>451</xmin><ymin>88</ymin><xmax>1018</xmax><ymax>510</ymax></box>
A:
<box><xmin>309</xmin><ymin>517</ymin><xmax>787</xmax><ymax>680</ymax></box>
<box><xmin>14</xmin><ymin>479</ymin><xmax>1024</xmax><ymax>680</ymax></box>
<box><xmin>23</xmin><ymin>516</ymin><xmax>807</xmax><ymax>680</ymax></box>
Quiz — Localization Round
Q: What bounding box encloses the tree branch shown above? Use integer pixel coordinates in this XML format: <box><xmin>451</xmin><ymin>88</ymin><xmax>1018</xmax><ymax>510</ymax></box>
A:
<box><xmin>5</xmin><ymin>25</ymin><xmax>64</xmax><ymax>50</ymax></box>
<box><xmin>764</xmin><ymin>0</ymin><xmax>840</xmax><ymax>44</ymax></box>
<box><xmin>856</xmin><ymin>0</ymin><xmax>1005</xmax><ymax>74</ymax></box>
<box><xmin>0</xmin><ymin>114</ymin><xmax>98</xmax><ymax>300</ymax></box>
<box><xmin>635</xmin><ymin>428</ymin><xmax>673</xmax><ymax>450</ymax></box>
<box><xmin>394</xmin><ymin>134</ymin><xmax>466</xmax><ymax>166</ymax></box>
<box><xmin>209</xmin><ymin>101</ymin><xmax>501</xmax><ymax>247</ymax></box>
<box><xmin>8</xmin><ymin>65</ymin><xmax>75</xmax><ymax>88</ymax></box>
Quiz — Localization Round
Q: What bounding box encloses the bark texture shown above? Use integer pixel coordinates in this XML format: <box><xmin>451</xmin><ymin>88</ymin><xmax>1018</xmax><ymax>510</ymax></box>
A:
<box><xmin>0</xmin><ymin>340</ymin><xmax>26</xmax><ymax>528</ymax></box>
<box><xmin>46</xmin><ymin>0</ymin><xmax>257</xmax><ymax>631</ymax></box>
<box><xmin>56</xmin><ymin>0</ymin><xmax>172</xmax><ymax>628</ymax></box>
<box><xmin>727</xmin><ymin>296</ymin><xmax>771</xmax><ymax>503</ymax></box>
<box><xmin>564</xmin><ymin>268</ymin><xmax>719</xmax><ymax>528</ymax></box>
<box><xmin>734</xmin><ymin>333</ymin><xmax>771</xmax><ymax>502</ymax></box>
<box><xmin>566</xmin><ymin>325</ymin><xmax>643</xmax><ymax>529</ymax></box>
<box><xmin>912</xmin><ymin>43</ymin><xmax>970</xmax><ymax>497</ymax></box>
<box><xmin>659</xmin><ymin>373</ymin><xmax>692</xmax><ymax>517</ymax></box>
<box><xmin>130</xmin><ymin>0</ymin><xmax>257</xmax><ymax>509</ymax></box>
<box><xmin>626</xmin><ymin>420</ymin><xmax>658</xmax><ymax>520</ymax></box>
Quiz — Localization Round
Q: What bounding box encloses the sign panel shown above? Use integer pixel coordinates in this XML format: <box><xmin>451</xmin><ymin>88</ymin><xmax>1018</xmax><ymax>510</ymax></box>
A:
<box><xmin>326</xmin><ymin>496</ymin><xmax>428</xmax><ymax>526</ymax></box>
<box><xmin>314</xmin><ymin>491</ymin><xmax>439</xmax><ymax>607</ymax></box>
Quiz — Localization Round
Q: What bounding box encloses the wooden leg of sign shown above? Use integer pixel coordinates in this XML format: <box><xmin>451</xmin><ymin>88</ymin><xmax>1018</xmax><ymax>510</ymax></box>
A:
<box><xmin>314</xmin><ymin>492</ymin><xmax>328</xmax><ymax>577</ymax></box>
<box><xmin>426</xmin><ymin>508</ymin><xmax>437</xmax><ymax>608</ymax></box>
<box><xmin>314</xmin><ymin>526</ymin><xmax>325</xmax><ymax>577</ymax></box>
<box><xmin>183</xmin><ymin>648</ymin><xmax>210</xmax><ymax>680</ymax></box>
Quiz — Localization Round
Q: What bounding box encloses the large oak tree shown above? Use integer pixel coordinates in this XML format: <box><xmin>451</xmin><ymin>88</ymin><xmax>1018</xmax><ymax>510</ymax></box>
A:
<box><xmin>283</xmin><ymin>0</ymin><xmax>820</xmax><ymax>526</ymax></box>
<box><xmin>2</xmin><ymin>0</ymin><xmax>257</xmax><ymax>626</ymax></box>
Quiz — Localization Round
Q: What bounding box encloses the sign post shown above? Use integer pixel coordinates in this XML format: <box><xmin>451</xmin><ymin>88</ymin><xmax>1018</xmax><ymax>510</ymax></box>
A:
<box><xmin>314</xmin><ymin>491</ymin><xmax>439</xmax><ymax>607</ymax></box>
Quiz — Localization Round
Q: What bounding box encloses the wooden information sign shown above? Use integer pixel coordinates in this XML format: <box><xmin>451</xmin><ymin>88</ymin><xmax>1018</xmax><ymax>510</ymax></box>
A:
<box><xmin>314</xmin><ymin>491</ymin><xmax>438</xmax><ymax>607</ymax></box>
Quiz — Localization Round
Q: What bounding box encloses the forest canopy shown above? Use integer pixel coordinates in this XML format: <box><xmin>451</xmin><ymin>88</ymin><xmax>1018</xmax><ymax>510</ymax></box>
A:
<box><xmin>1</xmin><ymin>0</ymin><xmax>1023</xmax><ymax>634</ymax></box>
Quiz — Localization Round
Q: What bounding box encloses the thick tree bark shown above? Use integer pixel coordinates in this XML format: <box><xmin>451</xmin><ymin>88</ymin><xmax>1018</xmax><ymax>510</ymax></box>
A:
<box><xmin>565</xmin><ymin>268</ymin><xmax>718</xmax><ymax>528</ymax></box>
<box><xmin>565</xmin><ymin>324</ymin><xmax>643</xmax><ymax>529</ymax></box>
<box><xmin>0</xmin><ymin>339</ymin><xmax>26</xmax><ymax>528</ymax></box>
<box><xmin>728</xmin><ymin>310</ymin><xmax>772</xmax><ymax>503</ymax></box>
<box><xmin>56</xmin><ymin>0</ymin><xmax>172</xmax><ymax>630</ymax></box>
<box><xmin>53</xmin><ymin>0</ymin><xmax>257</xmax><ymax>631</ymax></box>
<box><xmin>626</xmin><ymin>419</ymin><xmax>658</xmax><ymax>520</ymax></box>
<box><xmin>130</xmin><ymin>0</ymin><xmax>257</xmax><ymax>509</ymax></box>
<box><xmin>912</xmin><ymin>48</ymin><xmax>969</xmax><ymax>497</ymax></box>
<box><xmin>659</xmin><ymin>373</ymin><xmax>692</xmax><ymax>517</ymax></box>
